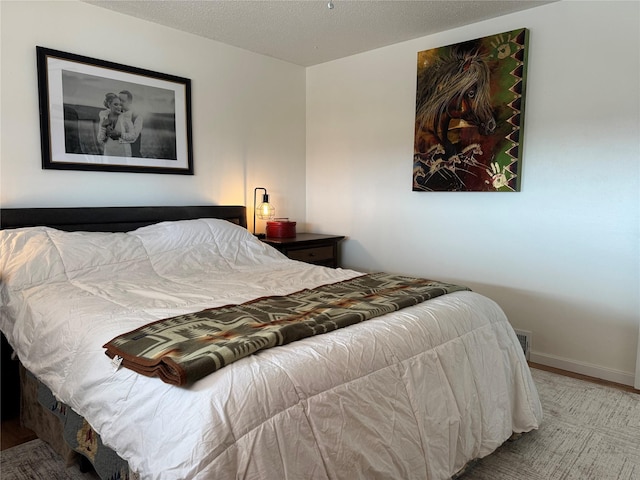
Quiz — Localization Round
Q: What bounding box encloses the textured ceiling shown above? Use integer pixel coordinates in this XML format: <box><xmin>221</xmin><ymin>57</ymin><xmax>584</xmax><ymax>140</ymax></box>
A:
<box><xmin>82</xmin><ymin>0</ymin><xmax>553</xmax><ymax>67</ymax></box>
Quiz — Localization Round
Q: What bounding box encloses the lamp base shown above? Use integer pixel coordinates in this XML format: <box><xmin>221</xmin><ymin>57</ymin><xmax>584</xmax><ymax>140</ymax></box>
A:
<box><xmin>254</xmin><ymin>233</ymin><xmax>266</xmax><ymax>239</ymax></box>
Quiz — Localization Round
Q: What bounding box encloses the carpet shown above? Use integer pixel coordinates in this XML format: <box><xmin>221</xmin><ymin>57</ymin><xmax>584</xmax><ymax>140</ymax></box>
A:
<box><xmin>1</xmin><ymin>368</ymin><xmax>638</xmax><ymax>480</ymax></box>
<box><xmin>460</xmin><ymin>368</ymin><xmax>640</xmax><ymax>479</ymax></box>
<box><xmin>0</xmin><ymin>437</ymin><xmax>98</xmax><ymax>480</ymax></box>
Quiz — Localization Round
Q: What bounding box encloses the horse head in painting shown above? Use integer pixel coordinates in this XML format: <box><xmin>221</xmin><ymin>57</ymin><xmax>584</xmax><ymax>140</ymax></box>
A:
<box><xmin>415</xmin><ymin>46</ymin><xmax>496</xmax><ymax>158</ymax></box>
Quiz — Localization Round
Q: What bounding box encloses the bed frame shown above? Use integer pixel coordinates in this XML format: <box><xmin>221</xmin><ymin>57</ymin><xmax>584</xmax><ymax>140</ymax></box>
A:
<box><xmin>0</xmin><ymin>205</ymin><xmax>247</xmax><ymax>232</ymax></box>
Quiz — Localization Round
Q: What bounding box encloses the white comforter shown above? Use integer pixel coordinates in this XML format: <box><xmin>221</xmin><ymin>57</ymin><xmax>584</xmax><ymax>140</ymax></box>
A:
<box><xmin>0</xmin><ymin>218</ymin><xmax>542</xmax><ymax>480</ymax></box>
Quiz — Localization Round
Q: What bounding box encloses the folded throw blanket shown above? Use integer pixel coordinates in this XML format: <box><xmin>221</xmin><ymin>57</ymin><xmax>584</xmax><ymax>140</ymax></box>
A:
<box><xmin>104</xmin><ymin>273</ymin><xmax>468</xmax><ymax>386</ymax></box>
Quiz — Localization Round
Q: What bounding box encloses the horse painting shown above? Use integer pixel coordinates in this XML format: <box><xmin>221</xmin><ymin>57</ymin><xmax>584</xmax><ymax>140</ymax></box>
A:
<box><xmin>413</xmin><ymin>29</ymin><xmax>529</xmax><ymax>192</ymax></box>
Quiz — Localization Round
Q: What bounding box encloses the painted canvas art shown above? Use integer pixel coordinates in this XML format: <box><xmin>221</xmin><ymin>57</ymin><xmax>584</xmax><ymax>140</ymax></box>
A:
<box><xmin>413</xmin><ymin>28</ymin><xmax>529</xmax><ymax>192</ymax></box>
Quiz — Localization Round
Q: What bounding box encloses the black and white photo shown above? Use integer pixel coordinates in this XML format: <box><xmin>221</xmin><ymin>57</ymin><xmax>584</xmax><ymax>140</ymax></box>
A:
<box><xmin>37</xmin><ymin>47</ymin><xmax>193</xmax><ymax>174</ymax></box>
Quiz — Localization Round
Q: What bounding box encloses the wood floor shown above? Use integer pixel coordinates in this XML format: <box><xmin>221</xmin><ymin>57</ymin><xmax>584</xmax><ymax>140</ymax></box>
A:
<box><xmin>1</xmin><ymin>364</ymin><xmax>637</xmax><ymax>452</ymax></box>
<box><xmin>1</xmin><ymin>416</ymin><xmax>37</xmax><ymax>451</ymax></box>
<box><xmin>528</xmin><ymin>362</ymin><xmax>639</xmax><ymax>394</ymax></box>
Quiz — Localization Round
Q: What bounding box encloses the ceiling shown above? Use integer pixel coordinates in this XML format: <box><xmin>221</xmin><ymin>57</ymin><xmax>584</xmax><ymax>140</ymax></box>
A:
<box><xmin>82</xmin><ymin>0</ymin><xmax>552</xmax><ymax>67</ymax></box>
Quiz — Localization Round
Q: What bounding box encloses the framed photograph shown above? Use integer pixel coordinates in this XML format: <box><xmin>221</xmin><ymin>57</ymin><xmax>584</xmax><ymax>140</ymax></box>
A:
<box><xmin>36</xmin><ymin>46</ymin><xmax>193</xmax><ymax>174</ymax></box>
<box><xmin>413</xmin><ymin>28</ymin><xmax>529</xmax><ymax>191</ymax></box>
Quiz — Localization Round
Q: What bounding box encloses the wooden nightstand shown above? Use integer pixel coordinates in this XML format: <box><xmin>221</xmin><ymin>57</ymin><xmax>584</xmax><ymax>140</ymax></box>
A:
<box><xmin>262</xmin><ymin>233</ymin><xmax>345</xmax><ymax>268</ymax></box>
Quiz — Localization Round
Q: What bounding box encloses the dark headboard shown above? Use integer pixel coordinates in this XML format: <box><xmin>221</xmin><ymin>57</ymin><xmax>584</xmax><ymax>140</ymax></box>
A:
<box><xmin>0</xmin><ymin>205</ymin><xmax>247</xmax><ymax>232</ymax></box>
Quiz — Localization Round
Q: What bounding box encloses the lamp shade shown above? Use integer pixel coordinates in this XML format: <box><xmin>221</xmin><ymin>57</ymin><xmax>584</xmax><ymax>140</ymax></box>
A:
<box><xmin>256</xmin><ymin>196</ymin><xmax>275</xmax><ymax>220</ymax></box>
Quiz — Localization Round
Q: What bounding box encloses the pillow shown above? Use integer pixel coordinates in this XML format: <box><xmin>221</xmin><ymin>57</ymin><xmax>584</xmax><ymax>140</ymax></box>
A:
<box><xmin>0</xmin><ymin>227</ymin><xmax>67</xmax><ymax>290</ymax></box>
<box><xmin>132</xmin><ymin>218</ymin><xmax>287</xmax><ymax>275</ymax></box>
<box><xmin>132</xmin><ymin>217</ymin><xmax>259</xmax><ymax>251</ymax></box>
<box><xmin>46</xmin><ymin>229</ymin><xmax>151</xmax><ymax>280</ymax></box>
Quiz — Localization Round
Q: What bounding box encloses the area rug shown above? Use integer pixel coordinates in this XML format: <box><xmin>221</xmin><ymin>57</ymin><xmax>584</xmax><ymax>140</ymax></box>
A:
<box><xmin>0</xmin><ymin>438</ymin><xmax>98</xmax><ymax>480</ymax></box>
<box><xmin>460</xmin><ymin>368</ymin><xmax>640</xmax><ymax>479</ymax></box>
<box><xmin>1</xmin><ymin>368</ymin><xmax>638</xmax><ymax>479</ymax></box>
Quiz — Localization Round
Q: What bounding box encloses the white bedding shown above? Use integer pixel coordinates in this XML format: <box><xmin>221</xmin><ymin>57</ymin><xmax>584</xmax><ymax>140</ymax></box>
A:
<box><xmin>0</xmin><ymin>218</ymin><xmax>542</xmax><ymax>480</ymax></box>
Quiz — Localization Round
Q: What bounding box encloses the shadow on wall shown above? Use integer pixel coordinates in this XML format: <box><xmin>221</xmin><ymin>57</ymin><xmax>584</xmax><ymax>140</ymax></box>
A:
<box><xmin>338</xmin><ymin>239</ymin><xmax>384</xmax><ymax>274</ymax></box>
<box><xmin>467</xmin><ymin>282</ymin><xmax>637</xmax><ymax>381</ymax></box>
<box><xmin>339</xmin><ymin>242</ymin><xmax>637</xmax><ymax>384</ymax></box>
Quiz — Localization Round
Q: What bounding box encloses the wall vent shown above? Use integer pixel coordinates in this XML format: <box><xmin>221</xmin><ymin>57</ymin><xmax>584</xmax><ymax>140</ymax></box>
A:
<box><xmin>514</xmin><ymin>329</ymin><xmax>531</xmax><ymax>360</ymax></box>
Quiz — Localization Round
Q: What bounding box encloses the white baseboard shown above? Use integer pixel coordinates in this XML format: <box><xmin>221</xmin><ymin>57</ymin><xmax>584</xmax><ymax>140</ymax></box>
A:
<box><xmin>530</xmin><ymin>351</ymin><xmax>636</xmax><ymax>387</ymax></box>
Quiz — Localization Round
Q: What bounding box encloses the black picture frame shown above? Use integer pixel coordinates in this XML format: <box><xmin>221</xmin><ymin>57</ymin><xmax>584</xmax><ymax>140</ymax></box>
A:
<box><xmin>413</xmin><ymin>28</ymin><xmax>529</xmax><ymax>191</ymax></box>
<box><xmin>36</xmin><ymin>46</ymin><xmax>194</xmax><ymax>175</ymax></box>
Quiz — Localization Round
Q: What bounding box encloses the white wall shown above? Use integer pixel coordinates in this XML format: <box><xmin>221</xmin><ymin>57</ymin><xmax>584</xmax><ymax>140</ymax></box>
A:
<box><xmin>0</xmin><ymin>0</ymin><xmax>307</xmax><ymax>233</ymax></box>
<box><xmin>307</xmin><ymin>1</ymin><xmax>640</xmax><ymax>386</ymax></box>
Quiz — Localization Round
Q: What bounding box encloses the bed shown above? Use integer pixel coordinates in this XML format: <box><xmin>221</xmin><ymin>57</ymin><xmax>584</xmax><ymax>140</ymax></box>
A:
<box><xmin>0</xmin><ymin>205</ymin><xmax>542</xmax><ymax>480</ymax></box>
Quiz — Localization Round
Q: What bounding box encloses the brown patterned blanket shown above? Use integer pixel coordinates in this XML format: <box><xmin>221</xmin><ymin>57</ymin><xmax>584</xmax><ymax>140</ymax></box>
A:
<box><xmin>103</xmin><ymin>273</ymin><xmax>468</xmax><ymax>386</ymax></box>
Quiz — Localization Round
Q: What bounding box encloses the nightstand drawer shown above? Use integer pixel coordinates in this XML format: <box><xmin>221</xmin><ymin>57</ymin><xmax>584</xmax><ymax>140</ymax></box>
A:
<box><xmin>261</xmin><ymin>233</ymin><xmax>345</xmax><ymax>268</ymax></box>
<box><xmin>287</xmin><ymin>245</ymin><xmax>334</xmax><ymax>263</ymax></box>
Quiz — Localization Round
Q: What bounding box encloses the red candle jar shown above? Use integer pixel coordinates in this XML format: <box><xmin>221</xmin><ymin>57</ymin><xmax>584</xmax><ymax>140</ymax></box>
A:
<box><xmin>266</xmin><ymin>219</ymin><xmax>297</xmax><ymax>238</ymax></box>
